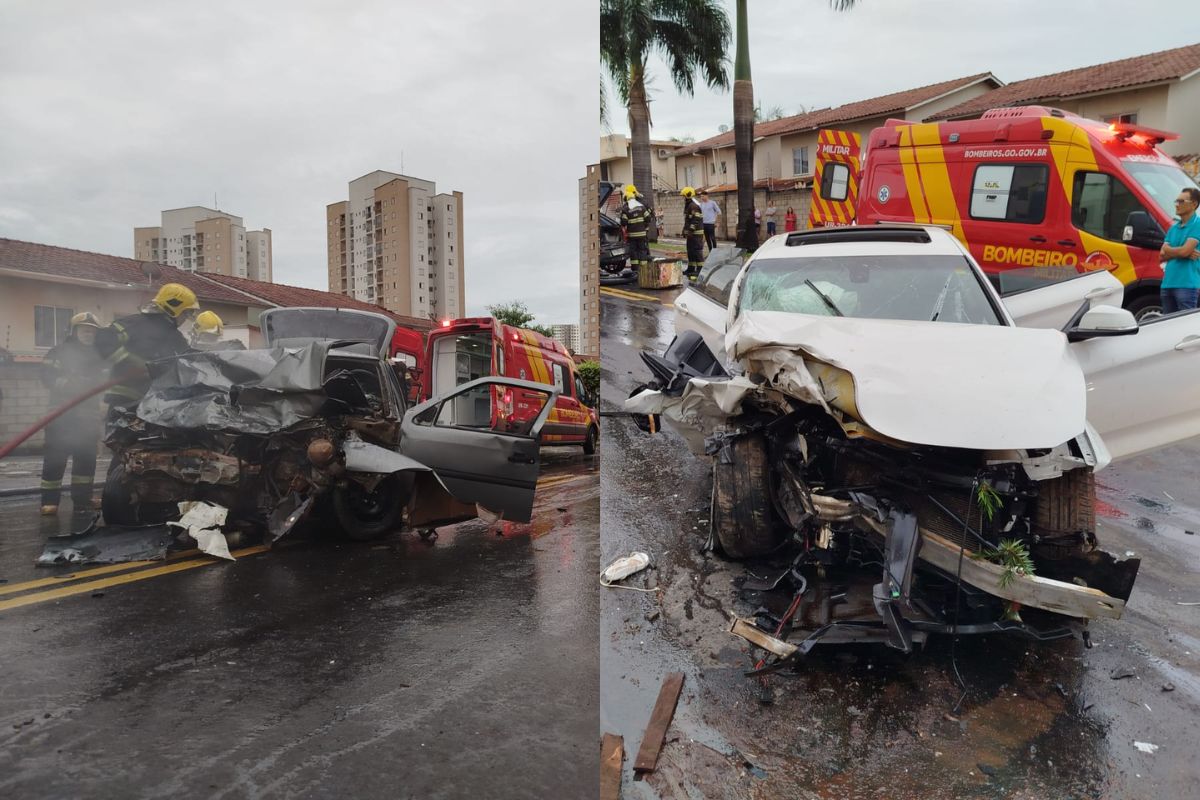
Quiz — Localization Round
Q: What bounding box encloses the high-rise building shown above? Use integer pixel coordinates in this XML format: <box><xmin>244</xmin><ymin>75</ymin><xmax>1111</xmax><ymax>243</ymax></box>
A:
<box><xmin>134</xmin><ymin>206</ymin><xmax>272</xmax><ymax>281</ymax></box>
<box><xmin>326</xmin><ymin>171</ymin><xmax>464</xmax><ymax>320</ymax></box>
<box><xmin>578</xmin><ymin>165</ymin><xmax>601</xmax><ymax>357</ymax></box>
<box><xmin>550</xmin><ymin>323</ymin><xmax>581</xmax><ymax>354</ymax></box>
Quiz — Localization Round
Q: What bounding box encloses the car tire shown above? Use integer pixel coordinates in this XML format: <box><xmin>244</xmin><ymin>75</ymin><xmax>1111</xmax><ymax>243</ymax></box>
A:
<box><xmin>1033</xmin><ymin>467</ymin><xmax>1095</xmax><ymax>553</ymax></box>
<box><xmin>1126</xmin><ymin>292</ymin><xmax>1162</xmax><ymax>322</ymax></box>
<box><xmin>712</xmin><ymin>432</ymin><xmax>786</xmax><ymax>559</ymax></box>
<box><xmin>332</xmin><ymin>473</ymin><xmax>410</xmax><ymax>541</ymax></box>
<box><xmin>101</xmin><ymin>461</ymin><xmax>139</xmax><ymax>526</ymax></box>
<box><xmin>583</xmin><ymin>425</ymin><xmax>598</xmax><ymax>455</ymax></box>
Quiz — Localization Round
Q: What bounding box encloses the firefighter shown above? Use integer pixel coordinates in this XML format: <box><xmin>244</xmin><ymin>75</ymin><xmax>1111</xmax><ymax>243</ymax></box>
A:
<box><xmin>39</xmin><ymin>313</ymin><xmax>105</xmax><ymax>514</ymax></box>
<box><xmin>619</xmin><ymin>184</ymin><xmax>652</xmax><ymax>273</ymax></box>
<box><xmin>681</xmin><ymin>187</ymin><xmax>706</xmax><ymax>280</ymax></box>
<box><xmin>191</xmin><ymin>310</ymin><xmax>246</xmax><ymax>351</ymax></box>
<box><xmin>94</xmin><ymin>283</ymin><xmax>198</xmax><ymax>411</ymax></box>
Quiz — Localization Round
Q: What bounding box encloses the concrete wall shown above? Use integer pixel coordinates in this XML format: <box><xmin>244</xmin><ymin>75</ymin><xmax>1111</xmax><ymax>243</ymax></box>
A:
<box><xmin>906</xmin><ymin>81</ymin><xmax>997</xmax><ymax>121</ymax></box>
<box><xmin>579</xmin><ymin>166</ymin><xmax>600</xmax><ymax>357</ymax></box>
<box><xmin>1165</xmin><ymin>78</ymin><xmax>1200</xmax><ymax>157</ymax></box>
<box><xmin>654</xmin><ymin>186</ymin><xmax>814</xmax><ymax>242</ymax></box>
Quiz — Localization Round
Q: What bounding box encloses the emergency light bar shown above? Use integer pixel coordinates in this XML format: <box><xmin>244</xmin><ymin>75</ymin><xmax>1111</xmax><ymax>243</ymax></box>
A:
<box><xmin>1108</xmin><ymin>121</ymin><xmax>1178</xmax><ymax>146</ymax></box>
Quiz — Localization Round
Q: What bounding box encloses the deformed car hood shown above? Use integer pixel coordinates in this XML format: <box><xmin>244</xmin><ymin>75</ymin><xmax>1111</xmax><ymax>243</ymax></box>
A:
<box><xmin>727</xmin><ymin>311</ymin><xmax>1086</xmax><ymax>449</ymax></box>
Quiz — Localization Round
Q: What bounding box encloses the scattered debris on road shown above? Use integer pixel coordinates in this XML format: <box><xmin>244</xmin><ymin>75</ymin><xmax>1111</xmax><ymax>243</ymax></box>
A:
<box><xmin>633</xmin><ymin>672</ymin><xmax>685</xmax><ymax>780</ymax></box>
<box><xmin>601</xmin><ymin>552</ymin><xmax>653</xmax><ymax>590</ymax></box>
<box><xmin>1134</xmin><ymin>741</ymin><xmax>1160</xmax><ymax>754</ymax></box>
<box><xmin>600</xmin><ymin>733</ymin><xmax>623</xmax><ymax>800</ymax></box>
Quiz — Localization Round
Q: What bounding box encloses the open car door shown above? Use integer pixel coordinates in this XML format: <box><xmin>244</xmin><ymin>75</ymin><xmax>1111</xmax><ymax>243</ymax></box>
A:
<box><xmin>1072</xmin><ymin>309</ymin><xmax>1200</xmax><ymax>461</ymax></box>
<box><xmin>999</xmin><ymin>268</ymin><xmax>1124</xmax><ymax>329</ymax></box>
<box><xmin>673</xmin><ymin>246</ymin><xmax>746</xmax><ymax>363</ymax></box>
<box><xmin>399</xmin><ymin>376</ymin><xmax>558</xmax><ymax>523</ymax></box>
<box><xmin>808</xmin><ymin>129</ymin><xmax>862</xmax><ymax>229</ymax></box>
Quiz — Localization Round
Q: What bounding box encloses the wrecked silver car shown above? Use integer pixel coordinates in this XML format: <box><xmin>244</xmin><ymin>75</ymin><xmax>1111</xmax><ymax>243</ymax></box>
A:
<box><xmin>628</xmin><ymin>226</ymin><xmax>1200</xmax><ymax>659</ymax></box>
<box><xmin>99</xmin><ymin>308</ymin><xmax>557</xmax><ymax>544</ymax></box>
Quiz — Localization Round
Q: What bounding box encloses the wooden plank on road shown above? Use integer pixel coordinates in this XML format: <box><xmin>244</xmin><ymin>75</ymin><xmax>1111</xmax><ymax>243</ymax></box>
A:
<box><xmin>600</xmin><ymin>733</ymin><xmax>624</xmax><ymax>800</ymax></box>
<box><xmin>633</xmin><ymin>671</ymin><xmax>684</xmax><ymax>778</ymax></box>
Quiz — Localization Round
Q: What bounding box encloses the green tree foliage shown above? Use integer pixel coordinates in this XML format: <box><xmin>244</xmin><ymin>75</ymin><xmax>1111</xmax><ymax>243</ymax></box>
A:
<box><xmin>577</xmin><ymin>360</ymin><xmax>600</xmax><ymax>399</ymax></box>
<box><xmin>485</xmin><ymin>301</ymin><xmax>555</xmax><ymax>337</ymax></box>
<box><xmin>601</xmin><ymin>0</ymin><xmax>730</xmax><ymax>209</ymax></box>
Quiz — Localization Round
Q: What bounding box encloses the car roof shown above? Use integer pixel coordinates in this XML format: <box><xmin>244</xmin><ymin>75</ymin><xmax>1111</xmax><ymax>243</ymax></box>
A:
<box><xmin>751</xmin><ymin>225</ymin><xmax>968</xmax><ymax>260</ymax></box>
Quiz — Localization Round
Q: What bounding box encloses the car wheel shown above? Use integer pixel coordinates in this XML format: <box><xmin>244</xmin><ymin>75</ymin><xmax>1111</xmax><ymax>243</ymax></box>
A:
<box><xmin>712</xmin><ymin>432</ymin><xmax>786</xmax><ymax>559</ymax></box>
<box><xmin>332</xmin><ymin>473</ymin><xmax>409</xmax><ymax>541</ymax></box>
<box><xmin>1127</xmin><ymin>293</ymin><xmax>1162</xmax><ymax>322</ymax></box>
<box><xmin>101</xmin><ymin>461</ymin><xmax>139</xmax><ymax>525</ymax></box>
<box><xmin>583</xmin><ymin>425</ymin><xmax>598</xmax><ymax>455</ymax></box>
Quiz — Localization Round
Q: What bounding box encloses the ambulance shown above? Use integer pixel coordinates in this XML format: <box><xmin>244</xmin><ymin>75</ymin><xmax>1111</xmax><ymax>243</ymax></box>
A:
<box><xmin>423</xmin><ymin>318</ymin><xmax>599</xmax><ymax>453</ymax></box>
<box><xmin>812</xmin><ymin>107</ymin><xmax>1200</xmax><ymax>318</ymax></box>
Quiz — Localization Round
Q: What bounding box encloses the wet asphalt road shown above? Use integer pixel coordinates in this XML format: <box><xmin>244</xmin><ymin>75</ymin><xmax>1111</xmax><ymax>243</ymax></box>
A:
<box><xmin>0</xmin><ymin>449</ymin><xmax>598</xmax><ymax>799</ymax></box>
<box><xmin>599</xmin><ymin>284</ymin><xmax>1200</xmax><ymax>800</ymax></box>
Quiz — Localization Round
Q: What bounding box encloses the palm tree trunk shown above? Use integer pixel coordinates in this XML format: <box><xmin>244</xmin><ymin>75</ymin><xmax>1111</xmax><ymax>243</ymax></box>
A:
<box><xmin>627</xmin><ymin>64</ymin><xmax>656</xmax><ymax>238</ymax></box>
<box><xmin>733</xmin><ymin>0</ymin><xmax>756</xmax><ymax>250</ymax></box>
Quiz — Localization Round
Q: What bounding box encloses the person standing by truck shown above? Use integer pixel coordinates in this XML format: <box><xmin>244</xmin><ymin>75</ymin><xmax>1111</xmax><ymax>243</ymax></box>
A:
<box><xmin>1159</xmin><ymin>188</ymin><xmax>1200</xmax><ymax>315</ymax></box>
<box><xmin>39</xmin><ymin>312</ymin><xmax>104</xmax><ymax>515</ymax></box>
<box><xmin>681</xmin><ymin>186</ymin><xmax>706</xmax><ymax>280</ymax></box>
<box><xmin>618</xmin><ymin>184</ymin><xmax>652</xmax><ymax>273</ymax></box>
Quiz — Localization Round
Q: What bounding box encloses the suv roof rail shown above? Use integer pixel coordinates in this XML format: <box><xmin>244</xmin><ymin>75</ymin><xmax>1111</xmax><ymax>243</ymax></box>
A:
<box><xmin>785</xmin><ymin>226</ymin><xmax>933</xmax><ymax>246</ymax></box>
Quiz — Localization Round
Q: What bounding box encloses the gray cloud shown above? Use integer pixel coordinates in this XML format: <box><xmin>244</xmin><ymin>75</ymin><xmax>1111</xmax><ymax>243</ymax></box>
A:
<box><xmin>612</xmin><ymin>0</ymin><xmax>1196</xmax><ymax>141</ymax></box>
<box><xmin>0</xmin><ymin>0</ymin><xmax>597</xmax><ymax>327</ymax></box>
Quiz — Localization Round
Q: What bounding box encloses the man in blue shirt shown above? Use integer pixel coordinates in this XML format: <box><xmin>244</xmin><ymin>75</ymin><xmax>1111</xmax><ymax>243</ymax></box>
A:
<box><xmin>1160</xmin><ymin>187</ymin><xmax>1200</xmax><ymax>314</ymax></box>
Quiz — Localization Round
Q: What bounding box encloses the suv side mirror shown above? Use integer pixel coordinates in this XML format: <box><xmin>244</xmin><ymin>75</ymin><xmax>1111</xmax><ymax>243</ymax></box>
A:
<box><xmin>1122</xmin><ymin>211</ymin><xmax>1165</xmax><ymax>249</ymax></box>
<box><xmin>1066</xmin><ymin>304</ymin><xmax>1139</xmax><ymax>342</ymax></box>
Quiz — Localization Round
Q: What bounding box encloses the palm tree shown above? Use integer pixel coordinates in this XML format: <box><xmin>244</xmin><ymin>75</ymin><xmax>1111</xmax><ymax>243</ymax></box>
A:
<box><xmin>601</xmin><ymin>0</ymin><xmax>730</xmax><ymax>223</ymax></box>
<box><xmin>733</xmin><ymin>0</ymin><xmax>856</xmax><ymax>249</ymax></box>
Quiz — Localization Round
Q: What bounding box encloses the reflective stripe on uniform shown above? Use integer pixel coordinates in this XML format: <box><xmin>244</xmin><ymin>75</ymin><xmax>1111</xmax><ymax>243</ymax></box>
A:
<box><xmin>40</xmin><ymin>480</ymin><xmax>62</xmax><ymax>490</ymax></box>
<box><xmin>70</xmin><ymin>475</ymin><xmax>95</xmax><ymax>485</ymax></box>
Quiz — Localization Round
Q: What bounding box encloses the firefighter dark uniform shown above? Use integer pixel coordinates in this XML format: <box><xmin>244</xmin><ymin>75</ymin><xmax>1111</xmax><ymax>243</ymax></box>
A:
<box><xmin>682</xmin><ymin>187</ymin><xmax>706</xmax><ymax>279</ymax></box>
<box><xmin>94</xmin><ymin>284</ymin><xmax>197</xmax><ymax>410</ymax></box>
<box><xmin>39</xmin><ymin>314</ymin><xmax>104</xmax><ymax>512</ymax></box>
<box><xmin>619</xmin><ymin>185</ymin><xmax>652</xmax><ymax>271</ymax></box>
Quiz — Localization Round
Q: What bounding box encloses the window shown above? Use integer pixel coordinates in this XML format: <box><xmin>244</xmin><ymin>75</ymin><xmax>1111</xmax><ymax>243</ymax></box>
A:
<box><xmin>1105</xmin><ymin>112</ymin><xmax>1138</xmax><ymax>125</ymax></box>
<box><xmin>698</xmin><ymin>249</ymin><xmax>747</xmax><ymax>307</ymax></box>
<box><xmin>970</xmin><ymin>164</ymin><xmax>1048</xmax><ymax>223</ymax></box>
<box><xmin>575</xmin><ymin>375</ymin><xmax>588</xmax><ymax>404</ymax></box>
<box><xmin>1071</xmin><ymin>171</ymin><xmax>1146</xmax><ymax>241</ymax></box>
<box><xmin>35</xmin><ymin>306</ymin><xmax>74</xmax><ymax>348</ymax></box>
<box><xmin>684</xmin><ymin>165</ymin><xmax>698</xmax><ymax>188</ymax></box>
<box><xmin>792</xmin><ymin>146</ymin><xmax>810</xmax><ymax>176</ymax></box>
<box><xmin>820</xmin><ymin>163</ymin><xmax>851</xmax><ymax>202</ymax></box>
<box><xmin>552</xmin><ymin>363</ymin><xmax>565</xmax><ymax>392</ymax></box>
<box><xmin>720</xmin><ymin>161</ymin><xmax>727</xmax><ymax>174</ymax></box>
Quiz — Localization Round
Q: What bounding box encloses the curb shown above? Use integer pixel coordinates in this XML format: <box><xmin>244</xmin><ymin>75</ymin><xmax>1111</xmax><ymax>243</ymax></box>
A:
<box><xmin>0</xmin><ymin>486</ymin><xmax>40</xmax><ymax>498</ymax></box>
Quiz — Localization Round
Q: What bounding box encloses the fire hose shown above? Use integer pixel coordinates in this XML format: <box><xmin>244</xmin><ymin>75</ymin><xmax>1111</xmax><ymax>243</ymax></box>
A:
<box><xmin>0</xmin><ymin>375</ymin><xmax>129</xmax><ymax>461</ymax></box>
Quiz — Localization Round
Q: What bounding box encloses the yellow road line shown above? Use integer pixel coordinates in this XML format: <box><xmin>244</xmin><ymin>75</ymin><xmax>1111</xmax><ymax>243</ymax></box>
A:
<box><xmin>0</xmin><ymin>548</ymin><xmax>202</xmax><ymax>597</ymax></box>
<box><xmin>600</xmin><ymin>286</ymin><xmax>661</xmax><ymax>304</ymax></box>
<box><xmin>0</xmin><ymin>545</ymin><xmax>270</xmax><ymax>613</ymax></box>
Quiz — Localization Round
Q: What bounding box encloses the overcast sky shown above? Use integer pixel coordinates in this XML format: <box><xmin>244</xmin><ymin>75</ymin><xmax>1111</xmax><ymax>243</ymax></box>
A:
<box><xmin>0</xmin><ymin>0</ymin><xmax>596</xmax><ymax>326</ymax></box>
<box><xmin>607</xmin><ymin>0</ymin><xmax>1199</xmax><ymax>141</ymax></box>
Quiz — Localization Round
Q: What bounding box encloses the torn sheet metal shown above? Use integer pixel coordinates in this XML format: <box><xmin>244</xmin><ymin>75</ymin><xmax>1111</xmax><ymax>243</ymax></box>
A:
<box><xmin>137</xmin><ymin>343</ymin><xmax>333</xmax><ymax>434</ymax></box>
<box><xmin>267</xmin><ymin>492</ymin><xmax>314</xmax><ymax>543</ymax></box>
<box><xmin>626</xmin><ymin>376</ymin><xmax>759</xmax><ymax>454</ymax></box>
<box><xmin>342</xmin><ymin>436</ymin><xmax>433</xmax><ymax>474</ymax></box>
<box><xmin>726</xmin><ymin>311</ymin><xmax>1086</xmax><ymax>449</ymax></box>
<box><xmin>37</xmin><ymin>518</ymin><xmax>174</xmax><ymax>566</ymax></box>
<box><xmin>168</xmin><ymin>501</ymin><xmax>233</xmax><ymax>560</ymax></box>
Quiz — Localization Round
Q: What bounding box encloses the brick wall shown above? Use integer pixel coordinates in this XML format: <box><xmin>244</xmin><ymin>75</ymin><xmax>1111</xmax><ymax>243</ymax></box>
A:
<box><xmin>0</xmin><ymin>361</ymin><xmax>48</xmax><ymax>453</ymax></box>
<box><xmin>653</xmin><ymin>187</ymin><xmax>815</xmax><ymax>241</ymax></box>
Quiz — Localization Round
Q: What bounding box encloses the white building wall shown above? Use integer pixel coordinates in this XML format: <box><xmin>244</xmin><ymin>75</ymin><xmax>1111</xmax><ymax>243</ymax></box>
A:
<box><xmin>406</xmin><ymin>185</ymin><xmax>432</xmax><ymax>318</ymax></box>
<box><xmin>246</xmin><ymin>230</ymin><xmax>272</xmax><ymax>282</ymax></box>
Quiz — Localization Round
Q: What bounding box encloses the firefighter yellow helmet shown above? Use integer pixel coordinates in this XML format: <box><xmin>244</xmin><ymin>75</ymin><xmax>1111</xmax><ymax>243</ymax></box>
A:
<box><xmin>623</xmin><ymin>184</ymin><xmax>639</xmax><ymax>200</ymax></box>
<box><xmin>70</xmin><ymin>312</ymin><xmax>101</xmax><ymax>330</ymax></box>
<box><xmin>681</xmin><ymin>187</ymin><xmax>696</xmax><ymax>198</ymax></box>
<box><xmin>194</xmin><ymin>310</ymin><xmax>223</xmax><ymax>336</ymax></box>
<box><xmin>153</xmin><ymin>283</ymin><xmax>200</xmax><ymax>317</ymax></box>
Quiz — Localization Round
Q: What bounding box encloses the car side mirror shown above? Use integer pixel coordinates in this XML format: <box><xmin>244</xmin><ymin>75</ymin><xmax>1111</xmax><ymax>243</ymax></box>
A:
<box><xmin>1122</xmin><ymin>211</ymin><xmax>1165</xmax><ymax>249</ymax></box>
<box><xmin>1066</xmin><ymin>304</ymin><xmax>1139</xmax><ymax>342</ymax></box>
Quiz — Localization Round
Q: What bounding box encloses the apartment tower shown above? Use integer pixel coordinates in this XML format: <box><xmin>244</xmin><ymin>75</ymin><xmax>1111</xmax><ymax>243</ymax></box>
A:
<box><xmin>134</xmin><ymin>206</ymin><xmax>273</xmax><ymax>281</ymax></box>
<box><xmin>577</xmin><ymin>165</ymin><xmax>601</xmax><ymax>357</ymax></box>
<box><xmin>326</xmin><ymin>171</ymin><xmax>464</xmax><ymax>320</ymax></box>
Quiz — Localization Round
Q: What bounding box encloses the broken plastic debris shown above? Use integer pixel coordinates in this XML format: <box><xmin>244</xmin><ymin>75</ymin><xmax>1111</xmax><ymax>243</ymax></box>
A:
<box><xmin>1134</xmin><ymin>741</ymin><xmax>1159</xmax><ymax>754</ymax></box>
<box><xmin>601</xmin><ymin>552</ymin><xmax>651</xmax><ymax>586</ymax></box>
<box><xmin>168</xmin><ymin>501</ymin><xmax>233</xmax><ymax>561</ymax></box>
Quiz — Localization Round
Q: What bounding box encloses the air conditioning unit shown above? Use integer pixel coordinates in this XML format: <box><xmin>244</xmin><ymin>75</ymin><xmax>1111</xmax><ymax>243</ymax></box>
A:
<box><xmin>657</xmin><ymin>148</ymin><xmax>671</xmax><ymax>159</ymax></box>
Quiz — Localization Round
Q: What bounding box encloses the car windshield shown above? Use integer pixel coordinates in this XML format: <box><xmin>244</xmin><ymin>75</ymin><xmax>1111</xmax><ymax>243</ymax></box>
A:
<box><xmin>737</xmin><ymin>254</ymin><xmax>1004</xmax><ymax>325</ymax></box>
<box><xmin>1124</xmin><ymin>161</ymin><xmax>1200</xmax><ymax>219</ymax></box>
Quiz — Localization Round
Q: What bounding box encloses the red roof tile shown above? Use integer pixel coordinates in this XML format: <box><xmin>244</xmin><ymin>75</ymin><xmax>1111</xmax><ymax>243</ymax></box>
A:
<box><xmin>0</xmin><ymin>237</ymin><xmax>251</xmax><ymax>305</ymax></box>
<box><xmin>930</xmin><ymin>44</ymin><xmax>1200</xmax><ymax>121</ymax></box>
<box><xmin>678</xmin><ymin>73</ymin><xmax>997</xmax><ymax>156</ymax></box>
<box><xmin>196</xmin><ymin>273</ymin><xmax>434</xmax><ymax>331</ymax></box>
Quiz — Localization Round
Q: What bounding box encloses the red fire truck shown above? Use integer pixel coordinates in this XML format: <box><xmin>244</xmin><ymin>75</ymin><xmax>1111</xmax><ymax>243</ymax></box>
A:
<box><xmin>422</xmin><ymin>318</ymin><xmax>599</xmax><ymax>453</ymax></box>
<box><xmin>811</xmin><ymin>107</ymin><xmax>1200</xmax><ymax>318</ymax></box>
